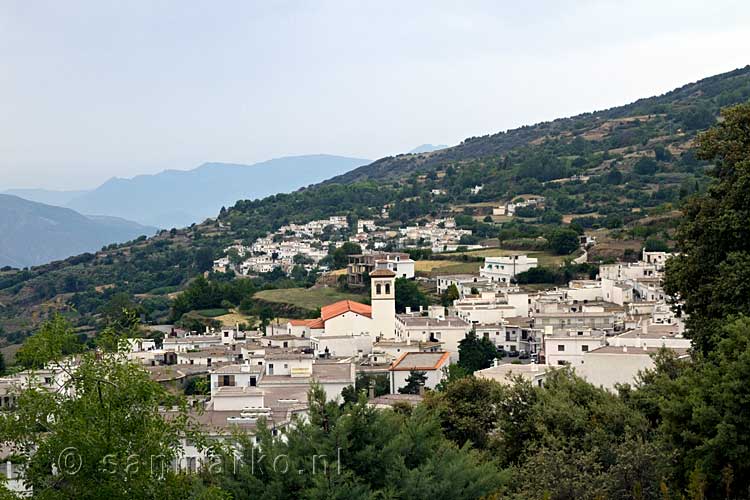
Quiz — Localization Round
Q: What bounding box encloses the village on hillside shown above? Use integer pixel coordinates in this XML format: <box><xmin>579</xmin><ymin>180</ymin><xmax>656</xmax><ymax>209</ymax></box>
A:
<box><xmin>0</xmin><ymin>227</ymin><xmax>684</xmax><ymax>489</ymax></box>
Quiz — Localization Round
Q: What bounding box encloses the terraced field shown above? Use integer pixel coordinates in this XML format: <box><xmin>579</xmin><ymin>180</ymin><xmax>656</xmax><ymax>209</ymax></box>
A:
<box><xmin>254</xmin><ymin>287</ymin><xmax>366</xmax><ymax>311</ymax></box>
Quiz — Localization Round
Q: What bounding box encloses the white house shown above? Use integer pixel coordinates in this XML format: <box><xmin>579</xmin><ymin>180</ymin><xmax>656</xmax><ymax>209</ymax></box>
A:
<box><xmin>543</xmin><ymin>328</ymin><xmax>607</xmax><ymax>367</ymax></box>
<box><xmin>374</xmin><ymin>254</ymin><xmax>415</xmax><ymax>280</ymax></box>
<box><xmin>389</xmin><ymin>352</ymin><xmax>451</xmax><ymax>393</ymax></box>
<box><xmin>610</xmin><ymin>322</ymin><xmax>691</xmax><ymax>350</ymax></box>
<box><xmin>435</xmin><ymin>274</ymin><xmax>492</xmax><ymax>295</ymax></box>
<box><xmin>642</xmin><ymin>249</ymin><xmax>675</xmax><ymax>270</ymax></box>
<box><xmin>163</xmin><ymin>335</ymin><xmax>223</xmax><ymax>353</ymax></box>
<box><xmin>580</xmin><ymin>345</ymin><xmax>689</xmax><ymax>391</ymax></box>
<box><xmin>480</xmin><ymin>255</ymin><xmax>538</xmax><ymax>284</ymax></box>
<box><xmin>452</xmin><ymin>291</ymin><xmax>529</xmax><ymax>324</ymax></box>
<box><xmin>475</xmin><ymin>361</ymin><xmax>551</xmax><ymax>387</ymax></box>
<box><xmin>395</xmin><ymin>316</ymin><xmax>471</xmax><ymax>362</ymax></box>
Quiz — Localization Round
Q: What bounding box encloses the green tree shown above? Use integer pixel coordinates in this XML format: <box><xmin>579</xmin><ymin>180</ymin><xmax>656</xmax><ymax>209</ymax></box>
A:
<box><xmin>15</xmin><ymin>315</ymin><xmax>82</xmax><ymax>369</ymax></box>
<box><xmin>1</xmin><ymin>336</ymin><xmax>204</xmax><ymax>498</ymax></box>
<box><xmin>398</xmin><ymin>370</ymin><xmax>427</xmax><ymax>394</ymax></box>
<box><xmin>664</xmin><ymin>103</ymin><xmax>750</xmax><ymax>355</ymax></box>
<box><xmin>457</xmin><ymin>331</ymin><xmax>497</xmax><ymax>373</ymax></box>
<box><xmin>355</xmin><ymin>372</ymin><xmax>390</xmax><ymax>397</ymax></box>
<box><xmin>546</xmin><ymin>228</ymin><xmax>580</xmax><ymax>255</ymax></box>
<box><xmin>634</xmin><ymin>317</ymin><xmax>750</xmax><ymax>496</ymax></box>
<box><xmin>634</xmin><ymin>156</ymin><xmax>658</xmax><ymax>175</ymax></box>
<box><xmin>644</xmin><ymin>237</ymin><xmax>670</xmax><ymax>252</ymax></box>
<box><xmin>292</xmin><ymin>253</ymin><xmax>314</xmax><ymax>266</ymax></box>
<box><xmin>212</xmin><ymin>385</ymin><xmax>507</xmax><ymax>498</ymax></box>
<box><xmin>194</xmin><ymin>247</ymin><xmax>215</xmax><ymax>272</ymax></box>
<box><xmin>330</xmin><ymin>242</ymin><xmax>362</xmax><ymax>269</ymax></box>
<box><xmin>434</xmin><ymin>363</ymin><xmax>469</xmax><ymax>391</ymax></box>
<box><xmin>395</xmin><ymin>277</ymin><xmax>429</xmax><ymax>313</ymax></box>
<box><xmin>426</xmin><ymin>376</ymin><xmax>504</xmax><ymax>449</ymax></box>
<box><xmin>440</xmin><ymin>283</ymin><xmax>460</xmax><ymax>306</ymax></box>
<box><xmin>226</xmin><ymin>247</ymin><xmax>243</xmax><ymax>266</ymax></box>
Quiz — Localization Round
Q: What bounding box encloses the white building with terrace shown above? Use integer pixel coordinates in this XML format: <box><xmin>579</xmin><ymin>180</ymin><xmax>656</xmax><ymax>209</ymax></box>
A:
<box><xmin>480</xmin><ymin>254</ymin><xmax>538</xmax><ymax>284</ymax></box>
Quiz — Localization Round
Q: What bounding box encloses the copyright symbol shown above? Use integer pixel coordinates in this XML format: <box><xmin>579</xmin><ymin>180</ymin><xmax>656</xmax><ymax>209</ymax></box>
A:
<box><xmin>57</xmin><ymin>447</ymin><xmax>82</xmax><ymax>475</ymax></box>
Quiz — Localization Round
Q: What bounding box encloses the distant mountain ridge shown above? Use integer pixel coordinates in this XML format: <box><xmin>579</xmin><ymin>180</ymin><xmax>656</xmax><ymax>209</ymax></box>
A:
<box><xmin>64</xmin><ymin>154</ymin><xmax>369</xmax><ymax>228</ymax></box>
<box><xmin>0</xmin><ymin>194</ymin><xmax>156</xmax><ymax>268</ymax></box>
<box><xmin>2</xmin><ymin>188</ymin><xmax>89</xmax><ymax>207</ymax></box>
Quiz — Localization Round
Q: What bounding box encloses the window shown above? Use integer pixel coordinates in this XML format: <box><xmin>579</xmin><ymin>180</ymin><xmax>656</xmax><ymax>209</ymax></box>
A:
<box><xmin>376</xmin><ymin>284</ymin><xmax>382</xmax><ymax>294</ymax></box>
<box><xmin>557</xmin><ymin>345</ymin><xmax>565</xmax><ymax>352</ymax></box>
<box><xmin>250</xmin><ymin>377</ymin><xmax>257</xmax><ymax>387</ymax></box>
<box><xmin>385</xmin><ymin>283</ymin><xmax>391</xmax><ymax>294</ymax></box>
<box><xmin>268</xmin><ymin>363</ymin><xmax>274</xmax><ymax>375</ymax></box>
<box><xmin>581</xmin><ymin>345</ymin><xmax>589</xmax><ymax>352</ymax></box>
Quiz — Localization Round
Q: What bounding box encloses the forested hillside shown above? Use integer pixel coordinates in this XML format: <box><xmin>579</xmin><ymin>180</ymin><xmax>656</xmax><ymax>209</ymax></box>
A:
<box><xmin>1</xmin><ymin>66</ymin><xmax>749</xmax><ymax>345</ymax></box>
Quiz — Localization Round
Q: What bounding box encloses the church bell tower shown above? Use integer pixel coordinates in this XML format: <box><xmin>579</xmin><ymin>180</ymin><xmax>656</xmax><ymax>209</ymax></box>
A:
<box><xmin>369</xmin><ymin>268</ymin><xmax>396</xmax><ymax>339</ymax></box>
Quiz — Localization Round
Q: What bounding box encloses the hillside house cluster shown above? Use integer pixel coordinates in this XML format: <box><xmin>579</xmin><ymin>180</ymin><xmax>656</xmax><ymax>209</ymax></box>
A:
<box><xmin>492</xmin><ymin>195</ymin><xmax>545</xmax><ymax>217</ymax></box>
<box><xmin>398</xmin><ymin>218</ymin><xmax>477</xmax><ymax>253</ymax></box>
<box><xmin>213</xmin><ymin>216</ymin><xmax>477</xmax><ymax>277</ymax></box>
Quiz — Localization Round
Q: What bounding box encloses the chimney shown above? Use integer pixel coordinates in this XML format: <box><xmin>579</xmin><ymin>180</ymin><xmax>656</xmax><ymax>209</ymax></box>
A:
<box><xmin>418</xmin><ymin>383</ymin><xmax>425</xmax><ymax>396</ymax></box>
<box><xmin>405</xmin><ymin>306</ymin><xmax>412</xmax><ymax>315</ymax></box>
<box><xmin>368</xmin><ymin>381</ymin><xmax>375</xmax><ymax>400</ymax></box>
<box><xmin>493</xmin><ymin>358</ymin><xmax>499</xmax><ymax>367</ymax></box>
<box><xmin>623</xmin><ymin>345</ymin><xmax>628</xmax><ymax>353</ymax></box>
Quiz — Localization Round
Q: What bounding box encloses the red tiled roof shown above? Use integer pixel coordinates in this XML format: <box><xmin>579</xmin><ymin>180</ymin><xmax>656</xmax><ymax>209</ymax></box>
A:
<box><xmin>370</xmin><ymin>268</ymin><xmax>396</xmax><ymax>277</ymax></box>
<box><xmin>288</xmin><ymin>319</ymin><xmax>324</xmax><ymax>329</ymax></box>
<box><xmin>306</xmin><ymin>319</ymin><xmax>325</xmax><ymax>329</ymax></box>
<box><xmin>321</xmin><ymin>300</ymin><xmax>372</xmax><ymax>322</ymax></box>
<box><xmin>389</xmin><ymin>352</ymin><xmax>451</xmax><ymax>371</ymax></box>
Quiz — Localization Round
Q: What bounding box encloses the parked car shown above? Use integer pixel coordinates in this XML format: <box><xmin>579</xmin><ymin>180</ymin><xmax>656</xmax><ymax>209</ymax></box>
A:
<box><xmin>518</xmin><ymin>351</ymin><xmax>530</xmax><ymax>360</ymax></box>
<box><xmin>508</xmin><ymin>350</ymin><xmax>520</xmax><ymax>358</ymax></box>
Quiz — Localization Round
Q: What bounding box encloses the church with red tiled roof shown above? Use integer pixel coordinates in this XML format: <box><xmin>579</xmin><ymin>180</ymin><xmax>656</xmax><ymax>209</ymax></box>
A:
<box><xmin>285</xmin><ymin>270</ymin><xmax>397</xmax><ymax>350</ymax></box>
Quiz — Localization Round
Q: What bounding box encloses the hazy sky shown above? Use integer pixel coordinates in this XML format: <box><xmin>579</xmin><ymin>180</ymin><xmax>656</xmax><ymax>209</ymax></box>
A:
<box><xmin>2</xmin><ymin>1</ymin><xmax>749</xmax><ymax>190</ymax></box>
